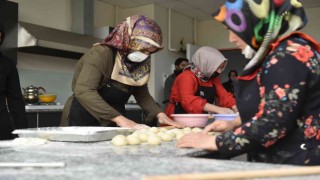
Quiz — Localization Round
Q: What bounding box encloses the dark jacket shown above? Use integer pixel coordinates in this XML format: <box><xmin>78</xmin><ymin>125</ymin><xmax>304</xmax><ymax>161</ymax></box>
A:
<box><xmin>0</xmin><ymin>52</ymin><xmax>27</xmax><ymax>140</ymax></box>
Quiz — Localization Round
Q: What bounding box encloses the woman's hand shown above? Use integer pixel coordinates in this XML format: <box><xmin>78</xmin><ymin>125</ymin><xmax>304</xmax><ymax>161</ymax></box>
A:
<box><xmin>203</xmin><ymin>120</ymin><xmax>235</xmax><ymax>133</ymax></box>
<box><xmin>216</xmin><ymin>107</ymin><xmax>234</xmax><ymax>114</ymax></box>
<box><xmin>157</xmin><ymin>112</ymin><xmax>185</xmax><ymax>128</ymax></box>
<box><xmin>112</xmin><ymin>116</ymin><xmax>137</xmax><ymax>128</ymax></box>
<box><xmin>203</xmin><ymin>116</ymin><xmax>241</xmax><ymax>133</ymax></box>
<box><xmin>231</xmin><ymin>105</ymin><xmax>238</xmax><ymax>113</ymax></box>
<box><xmin>133</xmin><ymin>124</ymin><xmax>150</xmax><ymax>130</ymax></box>
<box><xmin>176</xmin><ymin>132</ymin><xmax>217</xmax><ymax>151</ymax></box>
<box><xmin>203</xmin><ymin>103</ymin><xmax>235</xmax><ymax>114</ymax></box>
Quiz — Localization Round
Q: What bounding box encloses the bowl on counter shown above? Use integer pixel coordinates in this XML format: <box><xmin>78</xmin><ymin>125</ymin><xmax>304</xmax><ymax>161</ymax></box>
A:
<box><xmin>39</xmin><ymin>94</ymin><xmax>57</xmax><ymax>103</ymax></box>
<box><xmin>171</xmin><ymin>114</ymin><xmax>211</xmax><ymax>127</ymax></box>
<box><xmin>211</xmin><ymin>113</ymin><xmax>238</xmax><ymax>121</ymax></box>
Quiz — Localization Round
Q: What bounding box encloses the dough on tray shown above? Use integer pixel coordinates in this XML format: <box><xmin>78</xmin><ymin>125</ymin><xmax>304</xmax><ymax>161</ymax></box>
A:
<box><xmin>12</xmin><ymin>137</ymin><xmax>48</xmax><ymax>145</ymax></box>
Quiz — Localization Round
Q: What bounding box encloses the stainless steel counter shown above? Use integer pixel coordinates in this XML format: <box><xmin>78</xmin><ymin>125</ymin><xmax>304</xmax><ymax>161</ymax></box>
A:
<box><xmin>25</xmin><ymin>104</ymin><xmax>142</xmax><ymax>113</ymax></box>
<box><xmin>125</xmin><ymin>103</ymin><xmax>142</xmax><ymax>110</ymax></box>
<box><xmin>25</xmin><ymin>104</ymin><xmax>64</xmax><ymax>113</ymax></box>
<box><xmin>0</xmin><ymin>140</ymin><xmax>319</xmax><ymax>179</ymax></box>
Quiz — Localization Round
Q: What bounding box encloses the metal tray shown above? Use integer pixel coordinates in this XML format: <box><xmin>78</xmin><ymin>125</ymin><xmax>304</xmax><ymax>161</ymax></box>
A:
<box><xmin>12</xmin><ymin>127</ymin><xmax>133</xmax><ymax>142</ymax></box>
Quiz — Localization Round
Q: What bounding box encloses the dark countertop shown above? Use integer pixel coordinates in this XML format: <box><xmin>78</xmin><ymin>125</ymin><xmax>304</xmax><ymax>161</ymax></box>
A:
<box><xmin>0</xmin><ymin>140</ymin><xmax>319</xmax><ymax>180</ymax></box>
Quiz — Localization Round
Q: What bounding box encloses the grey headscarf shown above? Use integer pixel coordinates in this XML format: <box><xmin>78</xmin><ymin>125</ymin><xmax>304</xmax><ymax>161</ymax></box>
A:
<box><xmin>190</xmin><ymin>46</ymin><xmax>227</xmax><ymax>79</ymax></box>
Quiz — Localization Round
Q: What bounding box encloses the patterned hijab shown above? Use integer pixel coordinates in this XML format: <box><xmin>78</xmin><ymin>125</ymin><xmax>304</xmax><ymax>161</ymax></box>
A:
<box><xmin>187</xmin><ymin>46</ymin><xmax>227</xmax><ymax>82</ymax></box>
<box><xmin>102</xmin><ymin>15</ymin><xmax>163</xmax><ymax>86</ymax></box>
<box><xmin>212</xmin><ymin>0</ymin><xmax>307</xmax><ymax>75</ymax></box>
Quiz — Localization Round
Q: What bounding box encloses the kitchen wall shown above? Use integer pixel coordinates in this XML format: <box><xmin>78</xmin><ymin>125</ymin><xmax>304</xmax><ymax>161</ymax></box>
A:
<box><xmin>17</xmin><ymin>53</ymin><xmax>76</xmax><ymax>104</ymax></box>
<box><xmin>11</xmin><ymin>0</ymin><xmax>195</xmax><ymax>106</ymax></box>
<box><xmin>9</xmin><ymin>0</ymin><xmax>320</xmax><ymax>106</ymax></box>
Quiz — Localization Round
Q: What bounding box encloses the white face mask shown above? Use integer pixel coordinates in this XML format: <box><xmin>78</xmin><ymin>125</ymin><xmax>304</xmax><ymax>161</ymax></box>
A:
<box><xmin>127</xmin><ymin>51</ymin><xmax>149</xmax><ymax>63</ymax></box>
<box><xmin>242</xmin><ymin>45</ymin><xmax>256</xmax><ymax>59</ymax></box>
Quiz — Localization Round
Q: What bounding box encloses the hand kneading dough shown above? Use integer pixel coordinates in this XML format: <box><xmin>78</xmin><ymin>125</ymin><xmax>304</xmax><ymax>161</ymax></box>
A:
<box><xmin>127</xmin><ymin>135</ymin><xmax>141</xmax><ymax>145</ymax></box>
<box><xmin>111</xmin><ymin>135</ymin><xmax>128</xmax><ymax>146</ymax></box>
<box><xmin>147</xmin><ymin>135</ymin><xmax>161</xmax><ymax>145</ymax></box>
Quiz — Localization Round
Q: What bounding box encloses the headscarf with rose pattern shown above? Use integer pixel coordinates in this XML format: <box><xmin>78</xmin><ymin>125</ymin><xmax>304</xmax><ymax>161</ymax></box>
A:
<box><xmin>212</xmin><ymin>0</ymin><xmax>307</xmax><ymax>76</ymax></box>
<box><xmin>102</xmin><ymin>15</ymin><xmax>163</xmax><ymax>86</ymax></box>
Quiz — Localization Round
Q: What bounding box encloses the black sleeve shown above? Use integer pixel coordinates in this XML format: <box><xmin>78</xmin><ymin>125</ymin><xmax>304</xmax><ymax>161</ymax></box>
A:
<box><xmin>216</xmin><ymin>38</ymin><xmax>315</xmax><ymax>158</ymax></box>
<box><xmin>5</xmin><ymin>58</ymin><xmax>27</xmax><ymax>129</ymax></box>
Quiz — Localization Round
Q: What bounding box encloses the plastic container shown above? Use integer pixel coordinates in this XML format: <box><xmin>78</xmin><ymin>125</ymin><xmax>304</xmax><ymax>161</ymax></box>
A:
<box><xmin>212</xmin><ymin>114</ymin><xmax>238</xmax><ymax>121</ymax></box>
<box><xmin>171</xmin><ymin>114</ymin><xmax>211</xmax><ymax>127</ymax></box>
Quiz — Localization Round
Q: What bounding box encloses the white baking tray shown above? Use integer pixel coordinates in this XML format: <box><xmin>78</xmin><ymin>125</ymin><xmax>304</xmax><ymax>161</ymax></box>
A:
<box><xmin>12</xmin><ymin>127</ymin><xmax>133</xmax><ymax>142</ymax></box>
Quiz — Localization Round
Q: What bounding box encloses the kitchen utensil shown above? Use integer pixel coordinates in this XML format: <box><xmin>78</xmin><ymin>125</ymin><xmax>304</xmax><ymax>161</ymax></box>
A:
<box><xmin>39</xmin><ymin>94</ymin><xmax>57</xmax><ymax>103</ymax></box>
<box><xmin>212</xmin><ymin>113</ymin><xmax>238</xmax><ymax>121</ymax></box>
<box><xmin>22</xmin><ymin>85</ymin><xmax>46</xmax><ymax>104</ymax></box>
<box><xmin>0</xmin><ymin>162</ymin><xmax>65</xmax><ymax>168</ymax></box>
<box><xmin>12</xmin><ymin>127</ymin><xmax>133</xmax><ymax>142</ymax></box>
<box><xmin>171</xmin><ymin>114</ymin><xmax>210</xmax><ymax>127</ymax></box>
<box><xmin>143</xmin><ymin>166</ymin><xmax>320</xmax><ymax>180</ymax></box>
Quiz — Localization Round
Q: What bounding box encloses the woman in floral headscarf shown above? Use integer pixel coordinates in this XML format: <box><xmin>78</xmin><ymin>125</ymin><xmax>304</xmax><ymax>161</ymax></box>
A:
<box><xmin>177</xmin><ymin>0</ymin><xmax>320</xmax><ymax>165</ymax></box>
<box><xmin>165</xmin><ymin>46</ymin><xmax>237</xmax><ymax>120</ymax></box>
<box><xmin>61</xmin><ymin>15</ymin><xmax>184</xmax><ymax>128</ymax></box>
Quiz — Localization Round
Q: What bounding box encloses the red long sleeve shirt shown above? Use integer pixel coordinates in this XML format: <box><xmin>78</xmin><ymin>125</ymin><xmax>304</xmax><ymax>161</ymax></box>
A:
<box><xmin>165</xmin><ymin>70</ymin><xmax>236</xmax><ymax>118</ymax></box>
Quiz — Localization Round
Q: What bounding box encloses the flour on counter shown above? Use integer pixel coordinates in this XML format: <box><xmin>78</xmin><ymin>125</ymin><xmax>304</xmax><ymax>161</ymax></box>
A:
<box><xmin>12</xmin><ymin>138</ymin><xmax>48</xmax><ymax>146</ymax></box>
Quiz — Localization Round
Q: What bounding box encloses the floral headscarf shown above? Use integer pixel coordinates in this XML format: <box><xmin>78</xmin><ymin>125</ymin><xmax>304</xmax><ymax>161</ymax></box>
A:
<box><xmin>102</xmin><ymin>15</ymin><xmax>163</xmax><ymax>86</ymax></box>
<box><xmin>212</xmin><ymin>0</ymin><xmax>307</xmax><ymax>75</ymax></box>
<box><xmin>186</xmin><ymin>46</ymin><xmax>227</xmax><ymax>82</ymax></box>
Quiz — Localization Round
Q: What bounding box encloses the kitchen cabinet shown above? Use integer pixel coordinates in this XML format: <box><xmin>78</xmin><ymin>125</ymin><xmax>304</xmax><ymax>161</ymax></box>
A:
<box><xmin>26</xmin><ymin>112</ymin><xmax>62</xmax><ymax>128</ymax></box>
<box><xmin>24</xmin><ymin>104</ymin><xmax>157</xmax><ymax>128</ymax></box>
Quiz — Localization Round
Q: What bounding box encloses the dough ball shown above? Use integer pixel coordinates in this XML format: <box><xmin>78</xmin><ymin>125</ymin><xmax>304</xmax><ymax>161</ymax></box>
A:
<box><xmin>160</xmin><ymin>133</ymin><xmax>173</xmax><ymax>142</ymax></box>
<box><xmin>207</xmin><ymin>132</ymin><xmax>215</xmax><ymax>135</ymax></box>
<box><xmin>156</xmin><ymin>132</ymin><xmax>165</xmax><ymax>137</ymax></box>
<box><xmin>183</xmin><ymin>127</ymin><xmax>192</xmax><ymax>133</ymax></box>
<box><xmin>131</xmin><ymin>131</ymin><xmax>140</xmax><ymax>137</ymax></box>
<box><xmin>159</xmin><ymin>128</ymin><xmax>168</xmax><ymax>132</ymax></box>
<box><xmin>170</xmin><ymin>128</ymin><xmax>183</xmax><ymax>135</ymax></box>
<box><xmin>126</xmin><ymin>135</ymin><xmax>141</xmax><ymax>145</ymax></box>
<box><xmin>166</xmin><ymin>131</ymin><xmax>176</xmax><ymax>138</ymax></box>
<box><xmin>111</xmin><ymin>135</ymin><xmax>128</xmax><ymax>146</ymax></box>
<box><xmin>147</xmin><ymin>135</ymin><xmax>161</xmax><ymax>145</ymax></box>
<box><xmin>149</xmin><ymin>127</ymin><xmax>159</xmax><ymax>133</ymax></box>
<box><xmin>176</xmin><ymin>133</ymin><xmax>185</xmax><ymax>140</ymax></box>
<box><xmin>165</xmin><ymin>131</ymin><xmax>176</xmax><ymax>139</ymax></box>
<box><xmin>147</xmin><ymin>131</ymin><xmax>157</xmax><ymax>137</ymax></box>
<box><xmin>192</xmin><ymin>127</ymin><xmax>203</xmax><ymax>133</ymax></box>
<box><xmin>138</xmin><ymin>133</ymin><xmax>148</xmax><ymax>142</ymax></box>
<box><xmin>134</xmin><ymin>129</ymin><xmax>148</xmax><ymax>134</ymax></box>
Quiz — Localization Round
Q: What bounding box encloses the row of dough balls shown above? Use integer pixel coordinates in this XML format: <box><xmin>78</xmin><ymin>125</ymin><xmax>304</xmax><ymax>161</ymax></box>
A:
<box><xmin>111</xmin><ymin>127</ymin><xmax>206</xmax><ymax>146</ymax></box>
